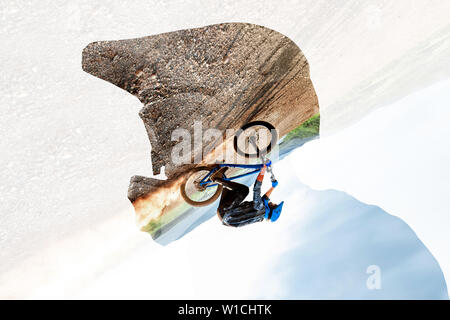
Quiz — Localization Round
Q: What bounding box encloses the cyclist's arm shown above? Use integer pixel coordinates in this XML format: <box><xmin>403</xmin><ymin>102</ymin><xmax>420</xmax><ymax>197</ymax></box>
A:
<box><xmin>257</xmin><ymin>164</ymin><xmax>275</xmax><ymax>199</ymax></box>
<box><xmin>253</xmin><ymin>165</ymin><xmax>267</xmax><ymax>210</ymax></box>
<box><xmin>256</xmin><ymin>164</ymin><xmax>266</xmax><ymax>182</ymax></box>
<box><xmin>264</xmin><ymin>187</ymin><xmax>275</xmax><ymax>198</ymax></box>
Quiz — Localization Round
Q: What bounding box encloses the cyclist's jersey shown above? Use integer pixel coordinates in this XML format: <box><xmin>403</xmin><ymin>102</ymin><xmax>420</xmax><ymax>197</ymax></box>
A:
<box><xmin>221</xmin><ymin>180</ymin><xmax>267</xmax><ymax>227</ymax></box>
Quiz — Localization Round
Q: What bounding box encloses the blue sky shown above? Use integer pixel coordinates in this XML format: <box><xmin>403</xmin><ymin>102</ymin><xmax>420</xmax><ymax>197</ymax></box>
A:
<box><xmin>258</xmin><ymin>182</ymin><xmax>448</xmax><ymax>299</ymax></box>
<box><xmin>161</xmin><ymin>161</ymin><xmax>449</xmax><ymax>299</ymax></box>
<box><xmin>280</xmin><ymin>78</ymin><xmax>450</xmax><ymax>299</ymax></box>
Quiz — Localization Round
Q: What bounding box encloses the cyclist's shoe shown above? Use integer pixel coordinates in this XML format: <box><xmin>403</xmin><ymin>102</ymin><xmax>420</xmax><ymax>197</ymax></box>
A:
<box><xmin>265</xmin><ymin>201</ymin><xmax>284</xmax><ymax>222</ymax></box>
<box><xmin>270</xmin><ymin>201</ymin><xmax>284</xmax><ymax>222</ymax></box>
<box><xmin>210</xmin><ymin>167</ymin><xmax>228</xmax><ymax>182</ymax></box>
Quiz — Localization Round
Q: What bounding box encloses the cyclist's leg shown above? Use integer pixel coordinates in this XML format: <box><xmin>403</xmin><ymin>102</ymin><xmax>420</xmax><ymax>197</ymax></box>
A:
<box><xmin>222</xmin><ymin>209</ymin><xmax>265</xmax><ymax>228</ymax></box>
<box><xmin>219</xmin><ymin>179</ymin><xmax>249</xmax><ymax>203</ymax></box>
<box><xmin>217</xmin><ymin>179</ymin><xmax>249</xmax><ymax>220</ymax></box>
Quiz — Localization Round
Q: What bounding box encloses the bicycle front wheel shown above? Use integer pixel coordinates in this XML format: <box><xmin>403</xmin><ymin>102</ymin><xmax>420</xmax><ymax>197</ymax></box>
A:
<box><xmin>233</xmin><ymin>121</ymin><xmax>278</xmax><ymax>158</ymax></box>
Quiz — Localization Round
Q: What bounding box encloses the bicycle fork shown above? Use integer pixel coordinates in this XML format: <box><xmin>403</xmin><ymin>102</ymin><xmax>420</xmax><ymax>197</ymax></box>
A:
<box><xmin>249</xmin><ymin>136</ymin><xmax>276</xmax><ymax>182</ymax></box>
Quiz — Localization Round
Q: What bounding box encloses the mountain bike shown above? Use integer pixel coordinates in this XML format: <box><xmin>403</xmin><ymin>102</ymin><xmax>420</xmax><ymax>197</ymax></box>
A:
<box><xmin>180</xmin><ymin>121</ymin><xmax>277</xmax><ymax>206</ymax></box>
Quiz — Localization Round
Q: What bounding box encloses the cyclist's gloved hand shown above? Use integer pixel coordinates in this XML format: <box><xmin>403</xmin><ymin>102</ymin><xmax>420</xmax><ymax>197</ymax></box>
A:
<box><xmin>266</xmin><ymin>160</ymin><xmax>272</xmax><ymax>167</ymax></box>
<box><xmin>272</xmin><ymin>180</ymin><xmax>278</xmax><ymax>188</ymax></box>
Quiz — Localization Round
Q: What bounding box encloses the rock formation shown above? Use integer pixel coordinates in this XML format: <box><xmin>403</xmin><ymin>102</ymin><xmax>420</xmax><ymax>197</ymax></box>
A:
<box><xmin>82</xmin><ymin>23</ymin><xmax>319</xmax><ymax>233</ymax></box>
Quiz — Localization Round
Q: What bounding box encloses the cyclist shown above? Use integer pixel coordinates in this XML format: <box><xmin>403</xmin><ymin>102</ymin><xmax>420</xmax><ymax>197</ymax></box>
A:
<box><xmin>211</xmin><ymin>163</ymin><xmax>284</xmax><ymax>227</ymax></box>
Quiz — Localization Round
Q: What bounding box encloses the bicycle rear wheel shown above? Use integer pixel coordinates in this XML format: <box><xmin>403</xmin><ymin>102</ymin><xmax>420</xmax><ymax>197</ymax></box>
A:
<box><xmin>180</xmin><ymin>166</ymin><xmax>223</xmax><ymax>207</ymax></box>
<box><xmin>233</xmin><ymin>121</ymin><xmax>277</xmax><ymax>158</ymax></box>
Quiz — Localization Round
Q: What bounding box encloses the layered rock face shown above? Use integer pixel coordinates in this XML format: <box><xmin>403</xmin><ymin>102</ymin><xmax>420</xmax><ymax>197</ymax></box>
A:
<box><xmin>82</xmin><ymin>23</ymin><xmax>319</xmax><ymax>219</ymax></box>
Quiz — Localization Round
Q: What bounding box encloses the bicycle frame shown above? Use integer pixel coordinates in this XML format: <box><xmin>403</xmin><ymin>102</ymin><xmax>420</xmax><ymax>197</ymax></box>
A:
<box><xmin>198</xmin><ymin>163</ymin><xmax>264</xmax><ymax>188</ymax></box>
